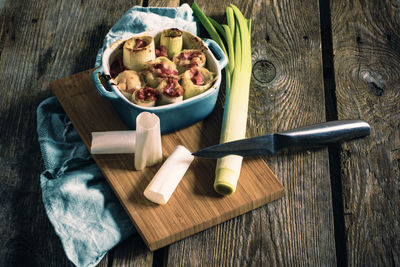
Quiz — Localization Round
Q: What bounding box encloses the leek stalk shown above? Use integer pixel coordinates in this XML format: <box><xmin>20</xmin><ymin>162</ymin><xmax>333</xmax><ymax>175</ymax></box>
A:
<box><xmin>191</xmin><ymin>3</ymin><xmax>227</xmax><ymax>56</ymax></box>
<box><xmin>160</xmin><ymin>28</ymin><xmax>183</xmax><ymax>58</ymax></box>
<box><xmin>144</xmin><ymin>145</ymin><xmax>194</xmax><ymax>204</ymax></box>
<box><xmin>192</xmin><ymin>3</ymin><xmax>252</xmax><ymax>195</ymax></box>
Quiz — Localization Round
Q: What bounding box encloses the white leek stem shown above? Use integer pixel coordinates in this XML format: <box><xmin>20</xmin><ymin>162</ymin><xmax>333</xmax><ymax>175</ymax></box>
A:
<box><xmin>144</xmin><ymin>145</ymin><xmax>194</xmax><ymax>204</ymax></box>
<box><xmin>134</xmin><ymin>112</ymin><xmax>162</xmax><ymax>170</ymax></box>
<box><xmin>160</xmin><ymin>28</ymin><xmax>183</xmax><ymax>58</ymax></box>
<box><xmin>91</xmin><ymin>131</ymin><xmax>136</xmax><ymax>154</ymax></box>
<box><xmin>214</xmin><ymin>5</ymin><xmax>252</xmax><ymax>195</ymax></box>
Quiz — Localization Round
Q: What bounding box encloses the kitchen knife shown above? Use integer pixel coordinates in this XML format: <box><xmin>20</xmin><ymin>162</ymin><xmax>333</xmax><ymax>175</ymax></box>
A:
<box><xmin>193</xmin><ymin>120</ymin><xmax>370</xmax><ymax>158</ymax></box>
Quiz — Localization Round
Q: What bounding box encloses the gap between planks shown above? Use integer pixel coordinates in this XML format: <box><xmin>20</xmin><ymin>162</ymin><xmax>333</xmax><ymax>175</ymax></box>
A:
<box><xmin>318</xmin><ymin>0</ymin><xmax>347</xmax><ymax>266</ymax></box>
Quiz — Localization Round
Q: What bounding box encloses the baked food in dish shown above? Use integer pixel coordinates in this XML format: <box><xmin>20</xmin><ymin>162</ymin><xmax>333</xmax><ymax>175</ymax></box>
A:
<box><xmin>132</xmin><ymin>87</ymin><xmax>160</xmax><ymax>107</ymax></box>
<box><xmin>160</xmin><ymin>28</ymin><xmax>183</xmax><ymax>58</ymax></box>
<box><xmin>123</xmin><ymin>36</ymin><xmax>155</xmax><ymax>71</ymax></box>
<box><xmin>142</xmin><ymin>56</ymin><xmax>179</xmax><ymax>88</ymax></box>
<box><xmin>108</xmin><ymin>28</ymin><xmax>217</xmax><ymax>107</ymax></box>
<box><xmin>173</xmin><ymin>49</ymin><xmax>206</xmax><ymax>74</ymax></box>
<box><xmin>156</xmin><ymin>77</ymin><xmax>184</xmax><ymax>105</ymax></box>
<box><xmin>114</xmin><ymin>70</ymin><xmax>144</xmax><ymax>99</ymax></box>
<box><xmin>181</xmin><ymin>67</ymin><xmax>217</xmax><ymax>99</ymax></box>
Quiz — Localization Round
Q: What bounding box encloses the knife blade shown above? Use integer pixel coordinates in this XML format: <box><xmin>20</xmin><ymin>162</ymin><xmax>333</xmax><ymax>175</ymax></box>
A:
<box><xmin>192</xmin><ymin>120</ymin><xmax>370</xmax><ymax>158</ymax></box>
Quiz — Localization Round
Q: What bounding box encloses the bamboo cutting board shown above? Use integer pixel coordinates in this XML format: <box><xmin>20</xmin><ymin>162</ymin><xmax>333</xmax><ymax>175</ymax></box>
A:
<box><xmin>50</xmin><ymin>69</ymin><xmax>284</xmax><ymax>251</ymax></box>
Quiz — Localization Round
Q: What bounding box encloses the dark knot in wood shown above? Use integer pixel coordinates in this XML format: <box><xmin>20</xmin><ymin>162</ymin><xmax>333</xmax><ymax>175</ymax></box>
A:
<box><xmin>359</xmin><ymin>70</ymin><xmax>385</xmax><ymax>96</ymax></box>
<box><xmin>252</xmin><ymin>60</ymin><xmax>276</xmax><ymax>83</ymax></box>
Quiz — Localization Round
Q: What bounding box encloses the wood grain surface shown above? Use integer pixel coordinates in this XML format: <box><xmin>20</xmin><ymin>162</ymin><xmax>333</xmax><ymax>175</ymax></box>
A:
<box><xmin>1</xmin><ymin>0</ymin><xmax>399</xmax><ymax>266</ymax></box>
<box><xmin>331</xmin><ymin>1</ymin><xmax>400</xmax><ymax>265</ymax></box>
<box><xmin>0</xmin><ymin>0</ymin><xmax>145</xmax><ymax>266</ymax></box>
<box><xmin>165</xmin><ymin>0</ymin><xmax>336</xmax><ymax>266</ymax></box>
<box><xmin>250</xmin><ymin>0</ymin><xmax>338</xmax><ymax>265</ymax></box>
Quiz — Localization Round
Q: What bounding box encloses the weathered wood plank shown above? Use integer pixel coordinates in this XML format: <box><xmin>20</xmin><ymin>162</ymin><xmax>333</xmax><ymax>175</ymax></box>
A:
<box><xmin>0</xmin><ymin>0</ymin><xmax>145</xmax><ymax>266</ymax></box>
<box><xmin>148</xmin><ymin>0</ymin><xmax>180</xmax><ymax>7</ymax></box>
<box><xmin>167</xmin><ymin>0</ymin><xmax>337</xmax><ymax>265</ymax></box>
<box><xmin>109</xmin><ymin>1</ymin><xmax>181</xmax><ymax>266</ymax></box>
<box><xmin>330</xmin><ymin>0</ymin><xmax>400</xmax><ymax>265</ymax></box>
<box><xmin>111</xmin><ymin>233</ymin><xmax>154</xmax><ymax>267</ymax></box>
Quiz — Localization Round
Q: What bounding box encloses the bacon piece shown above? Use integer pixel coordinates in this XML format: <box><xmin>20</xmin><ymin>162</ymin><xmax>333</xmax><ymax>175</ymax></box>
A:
<box><xmin>153</xmin><ymin>63</ymin><xmax>178</xmax><ymax>78</ymax></box>
<box><xmin>155</xmin><ymin>46</ymin><xmax>168</xmax><ymax>57</ymax></box>
<box><xmin>179</xmin><ymin>50</ymin><xmax>202</xmax><ymax>60</ymax></box>
<box><xmin>163</xmin><ymin>78</ymin><xmax>183</xmax><ymax>97</ymax></box>
<box><xmin>134</xmin><ymin>39</ymin><xmax>147</xmax><ymax>49</ymax></box>
<box><xmin>178</xmin><ymin>50</ymin><xmax>204</xmax><ymax>69</ymax></box>
<box><xmin>190</xmin><ymin>68</ymin><xmax>204</xmax><ymax>86</ymax></box>
<box><xmin>110</xmin><ymin>56</ymin><xmax>126</xmax><ymax>78</ymax></box>
<box><xmin>136</xmin><ymin>87</ymin><xmax>159</xmax><ymax>101</ymax></box>
<box><xmin>186</xmin><ymin>62</ymin><xmax>198</xmax><ymax>69</ymax></box>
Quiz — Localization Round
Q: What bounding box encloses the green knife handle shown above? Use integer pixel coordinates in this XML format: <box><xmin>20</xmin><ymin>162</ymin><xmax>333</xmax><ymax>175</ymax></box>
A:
<box><xmin>275</xmin><ymin>120</ymin><xmax>371</xmax><ymax>149</ymax></box>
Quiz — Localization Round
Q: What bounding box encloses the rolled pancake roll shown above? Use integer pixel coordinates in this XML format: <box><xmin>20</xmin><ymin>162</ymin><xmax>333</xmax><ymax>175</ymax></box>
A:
<box><xmin>143</xmin><ymin>56</ymin><xmax>179</xmax><ymax>88</ymax></box>
<box><xmin>181</xmin><ymin>67</ymin><xmax>217</xmax><ymax>99</ymax></box>
<box><xmin>123</xmin><ymin>35</ymin><xmax>155</xmax><ymax>71</ymax></box>
<box><xmin>156</xmin><ymin>77</ymin><xmax>184</xmax><ymax>105</ymax></box>
<box><xmin>114</xmin><ymin>70</ymin><xmax>143</xmax><ymax>100</ymax></box>
<box><xmin>173</xmin><ymin>49</ymin><xmax>206</xmax><ymax>74</ymax></box>
<box><xmin>132</xmin><ymin>87</ymin><xmax>159</xmax><ymax>107</ymax></box>
<box><xmin>160</xmin><ymin>28</ymin><xmax>183</xmax><ymax>58</ymax></box>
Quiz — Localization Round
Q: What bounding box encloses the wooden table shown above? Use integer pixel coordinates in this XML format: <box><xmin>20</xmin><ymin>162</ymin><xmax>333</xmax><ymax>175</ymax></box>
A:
<box><xmin>1</xmin><ymin>0</ymin><xmax>399</xmax><ymax>266</ymax></box>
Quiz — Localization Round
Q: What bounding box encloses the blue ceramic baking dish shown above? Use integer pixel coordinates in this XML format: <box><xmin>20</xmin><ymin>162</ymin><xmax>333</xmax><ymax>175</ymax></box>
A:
<box><xmin>92</xmin><ymin>29</ymin><xmax>227</xmax><ymax>134</ymax></box>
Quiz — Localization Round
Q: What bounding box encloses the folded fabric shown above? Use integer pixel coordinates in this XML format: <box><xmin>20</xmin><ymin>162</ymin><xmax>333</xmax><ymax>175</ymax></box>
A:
<box><xmin>38</xmin><ymin>97</ymin><xmax>135</xmax><ymax>267</ymax></box>
<box><xmin>37</xmin><ymin>4</ymin><xmax>197</xmax><ymax>267</ymax></box>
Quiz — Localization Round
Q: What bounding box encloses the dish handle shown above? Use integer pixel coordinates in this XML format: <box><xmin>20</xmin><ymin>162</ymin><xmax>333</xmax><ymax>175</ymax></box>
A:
<box><xmin>92</xmin><ymin>66</ymin><xmax>119</xmax><ymax>101</ymax></box>
<box><xmin>203</xmin><ymin>39</ymin><xmax>228</xmax><ymax>70</ymax></box>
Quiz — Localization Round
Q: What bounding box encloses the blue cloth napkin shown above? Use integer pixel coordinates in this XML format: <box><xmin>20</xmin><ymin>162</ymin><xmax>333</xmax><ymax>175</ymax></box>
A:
<box><xmin>38</xmin><ymin>97</ymin><xmax>135</xmax><ymax>267</ymax></box>
<box><xmin>38</xmin><ymin>4</ymin><xmax>197</xmax><ymax>267</ymax></box>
